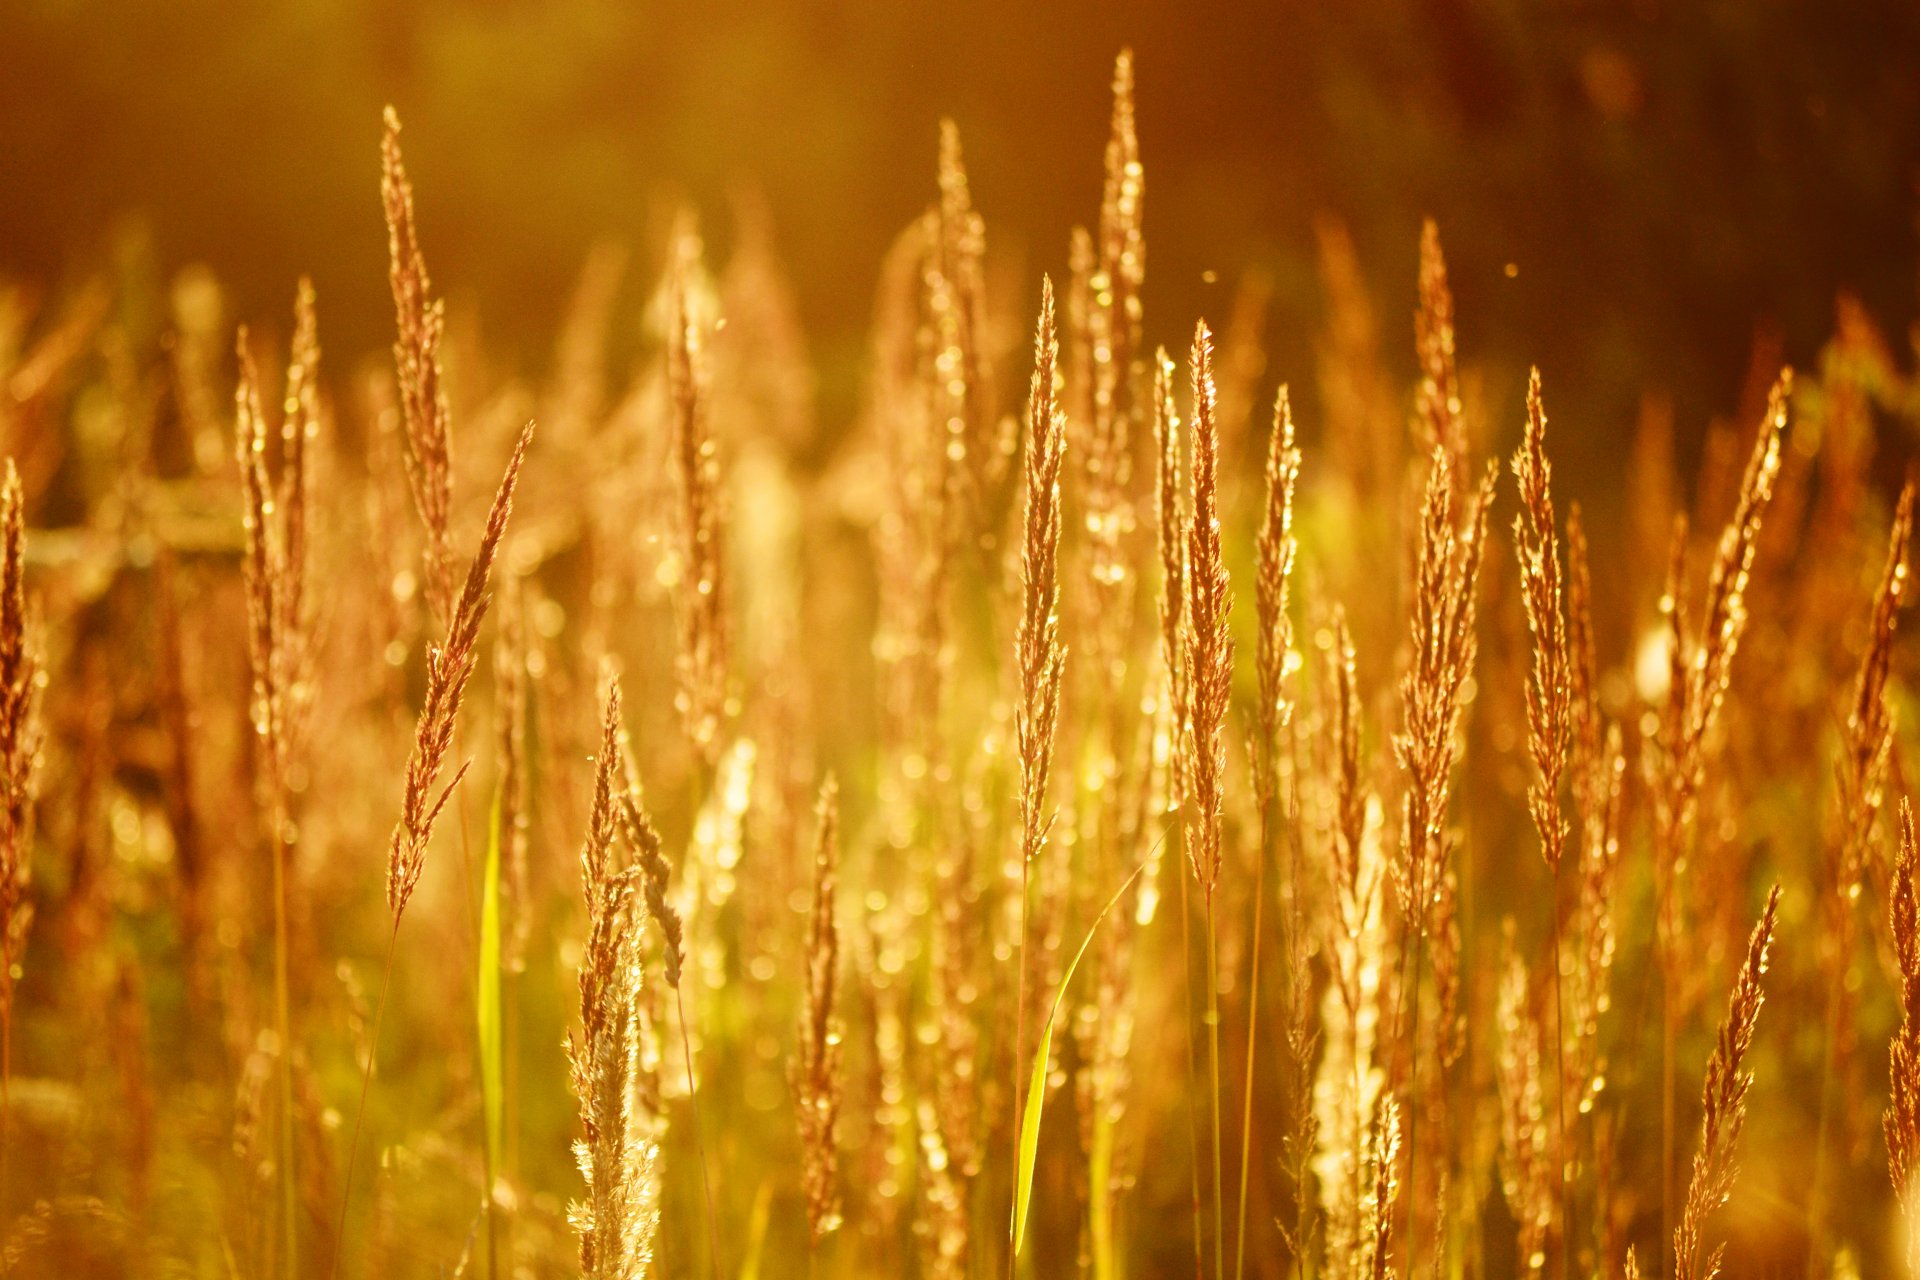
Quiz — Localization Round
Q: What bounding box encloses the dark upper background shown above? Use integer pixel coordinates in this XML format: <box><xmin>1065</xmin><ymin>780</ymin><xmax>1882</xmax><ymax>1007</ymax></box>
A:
<box><xmin>3</xmin><ymin>0</ymin><xmax>1918</xmax><ymax>479</ymax></box>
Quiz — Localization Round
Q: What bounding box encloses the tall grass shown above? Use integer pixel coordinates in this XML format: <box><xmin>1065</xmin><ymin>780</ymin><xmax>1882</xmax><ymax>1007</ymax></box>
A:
<box><xmin>3</xmin><ymin>47</ymin><xmax>1920</xmax><ymax>1280</ymax></box>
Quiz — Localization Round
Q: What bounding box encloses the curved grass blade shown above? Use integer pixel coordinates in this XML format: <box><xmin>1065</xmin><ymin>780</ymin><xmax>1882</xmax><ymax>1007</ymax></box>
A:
<box><xmin>1014</xmin><ymin>855</ymin><xmax>1150</xmax><ymax>1255</ymax></box>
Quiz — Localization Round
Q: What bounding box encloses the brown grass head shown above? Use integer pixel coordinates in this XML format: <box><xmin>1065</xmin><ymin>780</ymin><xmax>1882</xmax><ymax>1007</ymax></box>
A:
<box><xmin>1153</xmin><ymin>346</ymin><xmax>1190</xmax><ymax>809</ymax></box>
<box><xmin>1511</xmin><ymin>367</ymin><xmax>1572</xmax><ymax>873</ymax></box>
<box><xmin>1414</xmin><ymin>218</ymin><xmax>1463</xmax><ymax>461</ymax></box>
<box><xmin>568</xmin><ymin>675</ymin><xmax>660</xmax><ymax>1279</ymax></box>
<box><xmin>385</xmin><ymin>419</ymin><xmax>534</xmax><ymax>920</ymax></box>
<box><xmin>1256</xmin><ymin>384</ymin><xmax>1303</xmax><ymax>787</ymax></box>
<box><xmin>617</xmin><ymin>788</ymin><xmax>684</xmax><ymax>992</ymax></box>
<box><xmin>1674</xmin><ymin>884</ymin><xmax>1781</xmax><ymax>1280</ymax></box>
<box><xmin>380</xmin><ymin>106</ymin><xmax>457</xmax><ymax>623</ymax></box>
<box><xmin>235</xmin><ymin>288</ymin><xmax>320</xmax><ymax>804</ymax></box>
<box><xmin>667</xmin><ymin>244</ymin><xmax>732</xmax><ymax>765</ymax></box>
<box><xmin>1016</xmin><ymin>278</ymin><xmax>1067</xmax><ymax>870</ymax></box>
<box><xmin>1182</xmin><ymin>319</ymin><xmax>1233</xmax><ymax>901</ymax></box>
<box><xmin>1886</xmin><ymin>799</ymin><xmax>1920</xmax><ymax>1268</ymax></box>
<box><xmin>1834</xmin><ymin>480</ymin><xmax>1914</xmax><ymax>890</ymax></box>
<box><xmin>1394</xmin><ymin>447</ymin><xmax>1497</xmax><ymax>932</ymax></box>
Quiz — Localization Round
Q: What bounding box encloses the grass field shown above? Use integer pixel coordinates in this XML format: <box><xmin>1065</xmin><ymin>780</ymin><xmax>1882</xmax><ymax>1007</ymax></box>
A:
<box><xmin>6</xmin><ymin>47</ymin><xmax>1920</xmax><ymax>1280</ymax></box>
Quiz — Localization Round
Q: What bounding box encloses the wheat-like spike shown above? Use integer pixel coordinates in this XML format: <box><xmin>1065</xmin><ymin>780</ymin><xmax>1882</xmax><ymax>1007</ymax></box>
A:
<box><xmin>667</xmin><ymin>243</ymin><xmax>732</xmax><ymax>764</ymax></box>
<box><xmin>1182</xmin><ymin>320</ymin><xmax>1233</xmax><ymax>901</ymax></box>
<box><xmin>1361</xmin><ymin>1095</ymin><xmax>1403</xmax><ymax>1280</ymax></box>
<box><xmin>795</xmin><ymin>776</ymin><xmax>844</xmax><ymax>1244</ymax></box>
<box><xmin>493</xmin><ymin>572</ymin><xmax>532</xmax><ymax>973</ymax></box>
<box><xmin>1395</xmin><ymin>448</ymin><xmax>1498</xmax><ymax>933</ymax></box>
<box><xmin>380</xmin><ymin>106</ymin><xmax>457</xmax><ymax>624</ymax></box>
<box><xmin>933</xmin><ymin>120</ymin><xmax>994</xmax><ymax>505</ymax></box>
<box><xmin>1570</xmin><ymin>722</ymin><xmax>1624</xmax><ymax>1089</ymax></box>
<box><xmin>1835</xmin><ymin>481</ymin><xmax>1914</xmax><ymax>893</ymax></box>
<box><xmin>235</xmin><ymin>290</ymin><xmax>321</xmax><ymax>803</ymax></box>
<box><xmin>385</xmin><ymin>420</ymin><xmax>535</xmax><ymax>920</ymax></box>
<box><xmin>1256</xmin><ymin>386</ymin><xmax>1303</xmax><ymax>776</ymax></box>
<box><xmin>1673</xmin><ymin>884</ymin><xmax>1781</xmax><ymax>1280</ymax></box>
<box><xmin>1089</xmin><ymin>48</ymin><xmax>1143</xmax><ymax>500</ymax></box>
<box><xmin>1016</xmin><ymin>278</ymin><xmax>1068</xmax><ymax>870</ymax></box>
<box><xmin>1564</xmin><ymin>504</ymin><xmax>1602</xmax><ymax>810</ymax></box>
<box><xmin>1694</xmin><ymin>372</ymin><xmax>1789</xmax><ymax>722</ymax></box>
<box><xmin>278</xmin><ymin>278</ymin><xmax>319</xmax><ymax>675</ymax></box>
<box><xmin>617</xmin><ymin>790</ymin><xmax>683</xmax><ymax>992</ymax></box>
<box><xmin>235</xmin><ymin>330</ymin><xmax>287</xmax><ymax>789</ymax></box>
<box><xmin>568</xmin><ymin>676</ymin><xmax>660</xmax><ymax>1280</ymax></box>
<box><xmin>1329</xmin><ymin>610</ymin><xmax>1369</xmax><ymax>947</ymax></box>
<box><xmin>1887</xmin><ymin>801</ymin><xmax>1920</xmax><ymax>1277</ymax></box>
<box><xmin>1414</xmin><ymin>219</ymin><xmax>1463</xmax><ymax>461</ymax></box>
<box><xmin>1512</xmin><ymin>367</ymin><xmax>1572</xmax><ymax>874</ymax></box>
<box><xmin>1152</xmin><ymin>347</ymin><xmax>1190</xmax><ymax>810</ymax></box>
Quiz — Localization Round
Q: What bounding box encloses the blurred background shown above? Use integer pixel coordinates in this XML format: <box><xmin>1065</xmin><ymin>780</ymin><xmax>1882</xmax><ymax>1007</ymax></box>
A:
<box><xmin>5</xmin><ymin>0</ymin><xmax>1920</xmax><ymax>478</ymax></box>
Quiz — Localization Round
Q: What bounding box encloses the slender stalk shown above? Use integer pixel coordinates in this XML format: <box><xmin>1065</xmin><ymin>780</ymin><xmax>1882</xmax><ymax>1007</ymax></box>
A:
<box><xmin>676</xmin><ymin>983</ymin><xmax>725</xmax><ymax>1280</ymax></box>
<box><xmin>328</xmin><ymin>920</ymin><xmax>400</xmax><ymax>1280</ymax></box>
<box><xmin>1807</xmin><ymin>956</ymin><xmax>1850</xmax><ymax>1276</ymax></box>
<box><xmin>1207</xmin><ymin>898</ymin><xmax>1226</xmax><ymax>1280</ymax></box>
<box><xmin>2</xmin><ymin>976</ymin><xmax>11</xmax><ymax>1278</ymax></box>
<box><xmin>1661</xmin><ymin>905</ymin><xmax>1677</xmax><ymax>1270</ymax></box>
<box><xmin>1010</xmin><ymin>859</ymin><xmax>1029</xmax><ymax>1280</ymax></box>
<box><xmin>1400</xmin><ymin>923</ymin><xmax>1428</xmax><ymax>1276</ymax></box>
<box><xmin>1178</xmin><ymin>833</ymin><xmax>1206</xmax><ymax>1278</ymax></box>
<box><xmin>1228</xmin><ymin>794</ymin><xmax>1274</xmax><ymax>1280</ymax></box>
<box><xmin>1235</xmin><ymin>817</ymin><xmax>1268</xmax><ymax>1280</ymax></box>
<box><xmin>271</xmin><ymin>804</ymin><xmax>300</xmax><ymax>1280</ymax></box>
<box><xmin>1549</xmin><ymin>872</ymin><xmax>1571</xmax><ymax>1280</ymax></box>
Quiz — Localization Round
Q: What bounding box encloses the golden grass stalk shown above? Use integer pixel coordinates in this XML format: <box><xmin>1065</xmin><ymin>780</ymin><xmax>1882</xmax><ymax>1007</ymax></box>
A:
<box><xmin>1413</xmin><ymin>220</ymin><xmax>1463</xmax><ymax>462</ymax></box>
<box><xmin>386</xmin><ymin>419</ymin><xmax>534</xmax><ymax>920</ymax></box>
<box><xmin>1495</xmin><ymin>940</ymin><xmax>1551</xmax><ymax>1279</ymax></box>
<box><xmin>569</xmin><ymin>678</ymin><xmax>661</xmax><ymax>1280</ymax></box>
<box><xmin>1361</xmin><ymin>1096</ymin><xmax>1403</xmax><ymax>1280</ymax></box>
<box><xmin>1182</xmin><ymin>320</ymin><xmax>1232</xmax><ymax>906</ymax></box>
<box><xmin>0</xmin><ymin>458</ymin><xmax>40</xmax><ymax>1246</ymax></box>
<box><xmin>235</xmin><ymin>285</ymin><xmax>322</xmax><ymax>1278</ymax></box>
<box><xmin>1564</xmin><ymin>506</ymin><xmax>1624</xmax><ymax>1266</ymax></box>
<box><xmin>1151</xmin><ymin>341</ymin><xmax>1206</xmax><ymax>1273</ymax></box>
<box><xmin>1672</xmin><ymin>884</ymin><xmax>1780</xmax><ymax>1280</ymax></box>
<box><xmin>1079</xmin><ymin>50</ymin><xmax>1143</xmax><ymax>629</ymax></box>
<box><xmin>380</xmin><ymin>107</ymin><xmax>457</xmax><ymax>624</ymax></box>
<box><xmin>492</xmin><ymin>571</ymin><xmax>532</xmax><ymax>978</ymax></box>
<box><xmin>1315</xmin><ymin>608</ymin><xmax>1380</xmax><ymax>1280</ymax></box>
<box><xmin>1885</xmin><ymin>800</ymin><xmax>1920</xmax><ymax>1276</ymax></box>
<box><xmin>667</xmin><ymin>252</ymin><xmax>732</xmax><ymax>764</ymax></box>
<box><xmin>795</xmin><ymin>777</ymin><xmax>844</xmax><ymax>1246</ymax></box>
<box><xmin>332</xmin><ymin>418</ymin><xmax>533</xmax><ymax>1280</ymax></box>
<box><xmin>616</xmin><ymin>782</ymin><xmax>721</xmax><ymax>1279</ymax></box>
<box><xmin>1011</xmin><ymin>277</ymin><xmax>1067</xmax><ymax>1267</ymax></box>
<box><xmin>1243</xmin><ymin>384</ymin><xmax>1301</xmax><ymax>1280</ymax></box>
<box><xmin>1183</xmin><ymin>319</ymin><xmax>1234</xmax><ymax>1277</ymax></box>
<box><xmin>932</xmin><ymin>121</ymin><xmax>994</xmax><ymax>512</ymax></box>
<box><xmin>1393</xmin><ymin>440</ymin><xmax>1495</xmax><ymax>1269</ymax></box>
<box><xmin>1648</xmin><ymin>370</ymin><xmax>1787</xmax><ymax>1245</ymax></box>
<box><xmin>1395</xmin><ymin>445</ymin><xmax>1496</xmax><ymax>939</ymax></box>
<box><xmin>1154</xmin><ymin>347</ymin><xmax>1190</xmax><ymax>809</ymax></box>
<box><xmin>1509</xmin><ymin>367</ymin><xmax>1573</xmax><ymax>1276</ymax></box>
<box><xmin>1809</xmin><ymin>479</ymin><xmax>1914</xmax><ymax>1264</ymax></box>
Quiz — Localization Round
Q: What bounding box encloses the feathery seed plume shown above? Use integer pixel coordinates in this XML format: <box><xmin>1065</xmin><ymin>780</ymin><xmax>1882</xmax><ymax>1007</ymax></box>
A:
<box><xmin>386</xmin><ymin>421</ymin><xmax>535</xmax><ymax>919</ymax></box>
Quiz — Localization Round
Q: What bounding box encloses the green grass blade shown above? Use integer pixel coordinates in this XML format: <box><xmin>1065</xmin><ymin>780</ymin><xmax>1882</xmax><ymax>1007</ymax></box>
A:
<box><xmin>1014</xmin><ymin>857</ymin><xmax>1147</xmax><ymax>1255</ymax></box>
